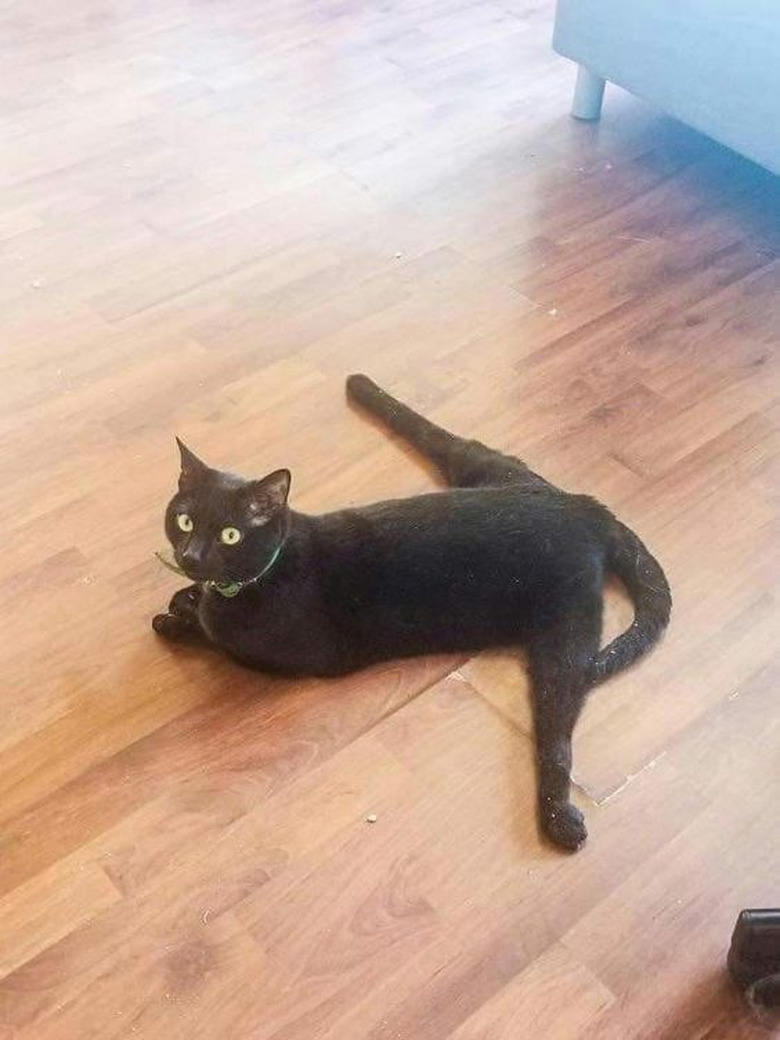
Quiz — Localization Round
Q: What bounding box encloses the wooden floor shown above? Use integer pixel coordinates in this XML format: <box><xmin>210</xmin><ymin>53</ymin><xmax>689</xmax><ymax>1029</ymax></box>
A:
<box><xmin>2</xmin><ymin>0</ymin><xmax>779</xmax><ymax>1037</ymax></box>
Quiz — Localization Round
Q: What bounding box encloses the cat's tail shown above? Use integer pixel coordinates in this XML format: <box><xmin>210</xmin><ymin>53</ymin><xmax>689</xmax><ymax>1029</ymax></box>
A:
<box><xmin>588</xmin><ymin>519</ymin><xmax>672</xmax><ymax>687</ymax></box>
<box><xmin>346</xmin><ymin>374</ymin><xmax>453</xmax><ymax>450</ymax></box>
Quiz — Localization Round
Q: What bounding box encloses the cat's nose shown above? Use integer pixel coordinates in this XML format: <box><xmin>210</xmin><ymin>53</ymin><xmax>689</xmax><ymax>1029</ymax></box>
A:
<box><xmin>179</xmin><ymin>544</ymin><xmax>208</xmax><ymax>579</ymax></box>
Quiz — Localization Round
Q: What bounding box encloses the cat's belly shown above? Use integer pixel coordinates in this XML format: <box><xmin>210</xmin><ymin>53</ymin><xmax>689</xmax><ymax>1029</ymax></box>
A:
<box><xmin>198</xmin><ymin>589</ymin><xmax>345</xmax><ymax>677</ymax></box>
<box><xmin>203</xmin><ymin>596</ymin><xmax>521</xmax><ymax>677</ymax></box>
<box><xmin>194</xmin><ymin>550</ymin><xmax>595</xmax><ymax>676</ymax></box>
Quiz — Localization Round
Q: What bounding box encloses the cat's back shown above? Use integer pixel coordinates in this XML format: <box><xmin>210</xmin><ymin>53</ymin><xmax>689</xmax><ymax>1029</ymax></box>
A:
<box><xmin>296</xmin><ymin>484</ymin><xmax>608</xmax><ymax>661</ymax></box>
<box><xmin>310</xmin><ymin>483</ymin><xmax>605</xmax><ymax>572</ymax></box>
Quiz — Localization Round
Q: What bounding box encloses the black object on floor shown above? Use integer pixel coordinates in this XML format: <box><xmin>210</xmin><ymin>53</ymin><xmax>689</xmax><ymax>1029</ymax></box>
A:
<box><xmin>728</xmin><ymin>909</ymin><xmax>780</xmax><ymax>1007</ymax></box>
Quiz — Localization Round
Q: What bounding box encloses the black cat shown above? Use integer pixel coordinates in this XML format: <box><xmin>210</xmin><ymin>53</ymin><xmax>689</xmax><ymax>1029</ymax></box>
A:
<box><xmin>153</xmin><ymin>375</ymin><xmax>671</xmax><ymax>851</ymax></box>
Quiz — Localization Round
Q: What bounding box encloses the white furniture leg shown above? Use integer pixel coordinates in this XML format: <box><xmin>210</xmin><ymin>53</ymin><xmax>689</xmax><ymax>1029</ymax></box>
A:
<box><xmin>571</xmin><ymin>65</ymin><xmax>606</xmax><ymax>120</ymax></box>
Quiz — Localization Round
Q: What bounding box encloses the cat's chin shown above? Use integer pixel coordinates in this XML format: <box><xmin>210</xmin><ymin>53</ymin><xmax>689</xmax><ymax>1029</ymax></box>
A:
<box><xmin>175</xmin><ymin>562</ymin><xmax>211</xmax><ymax>583</ymax></box>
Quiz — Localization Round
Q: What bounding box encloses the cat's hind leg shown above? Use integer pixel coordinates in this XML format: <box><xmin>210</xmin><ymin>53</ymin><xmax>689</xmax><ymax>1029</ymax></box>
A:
<box><xmin>152</xmin><ymin>585</ymin><xmax>203</xmax><ymax>641</ymax></box>
<box><xmin>347</xmin><ymin>374</ymin><xmax>552</xmax><ymax>491</ymax></box>
<box><xmin>525</xmin><ymin>605</ymin><xmax>601</xmax><ymax>851</ymax></box>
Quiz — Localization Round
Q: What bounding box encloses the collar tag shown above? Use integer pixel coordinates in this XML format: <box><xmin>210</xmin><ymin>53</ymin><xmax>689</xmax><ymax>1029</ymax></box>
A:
<box><xmin>210</xmin><ymin>581</ymin><xmax>243</xmax><ymax>598</ymax></box>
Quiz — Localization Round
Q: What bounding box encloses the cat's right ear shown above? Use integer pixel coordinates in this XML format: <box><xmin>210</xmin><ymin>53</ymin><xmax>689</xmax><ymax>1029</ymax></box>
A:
<box><xmin>176</xmin><ymin>437</ymin><xmax>208</xmax><ymax>491</ymax></box>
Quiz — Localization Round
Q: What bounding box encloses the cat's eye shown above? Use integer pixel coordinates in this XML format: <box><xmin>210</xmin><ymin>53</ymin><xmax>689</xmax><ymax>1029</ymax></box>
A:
<box><xmin>176</xmin><ymin>513</ymin><xmax>194</xmax><ymax>533</ymax></box>
<box><xmin>220</xmin><ymin>526</ymin><xmax>242</xmax><ymax>546</ymax></box>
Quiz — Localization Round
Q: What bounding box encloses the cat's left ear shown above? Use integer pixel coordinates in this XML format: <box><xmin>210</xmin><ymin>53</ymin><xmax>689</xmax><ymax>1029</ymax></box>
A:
<box><xmin>242</xmin><ymin>469</ymin><xmax>291</xmax><ymax>520</ymax></box>
<box><xmin>176</xmin><ymin>437</ymin><xmax>209</xmax><ymax>490</ymax></box>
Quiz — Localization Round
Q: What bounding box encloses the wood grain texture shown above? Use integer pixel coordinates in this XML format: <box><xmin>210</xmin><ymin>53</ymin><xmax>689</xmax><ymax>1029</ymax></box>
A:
<box><xmin>1</xmin><ymin>0</ymin><xmax>779</xmax><ymax>1037</ymax></box>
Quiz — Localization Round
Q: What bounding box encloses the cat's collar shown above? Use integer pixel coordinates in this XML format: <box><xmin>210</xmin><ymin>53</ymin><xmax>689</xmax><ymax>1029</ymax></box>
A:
<box><xmin>154</xmin><ymin>542</ymin><xmax>284</xmax><ymax>598</ymax></box>
<box><xmin>206</xmin><ymin>543</ymin><xmax>284</xmax><ymax>598</ymax></box>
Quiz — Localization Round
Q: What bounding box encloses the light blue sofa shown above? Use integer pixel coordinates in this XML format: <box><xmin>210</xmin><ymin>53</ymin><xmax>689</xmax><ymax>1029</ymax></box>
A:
<box><xmin>553</xmin><ymin>0</ymin><xmax>780</xmax><ymax>175</ymax></box>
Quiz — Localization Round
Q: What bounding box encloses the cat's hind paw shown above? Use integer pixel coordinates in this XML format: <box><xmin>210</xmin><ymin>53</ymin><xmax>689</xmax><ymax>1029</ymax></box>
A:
<box><xmin>541</xmin><ymin>802</ymin><xmax>588</xmax><ymax>852</ymax></box>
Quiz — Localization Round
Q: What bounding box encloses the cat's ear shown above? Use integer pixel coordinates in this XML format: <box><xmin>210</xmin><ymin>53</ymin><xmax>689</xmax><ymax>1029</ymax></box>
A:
<box><xmin>242</xmin><ymin>469</ymin><xmax>291</xmax><ymax>520</ymax></box>
<box><xmin>176</xmin><ymin>437</ymin><xmax>208</xmax><ymax>490</ymax></box>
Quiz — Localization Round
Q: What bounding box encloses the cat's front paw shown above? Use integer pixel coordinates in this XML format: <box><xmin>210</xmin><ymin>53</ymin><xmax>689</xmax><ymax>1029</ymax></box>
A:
<box><xmin>152</xmin><ymin>612</ymin><xmax>192</xmax><ymax>641</ymax></box>
<box><xmin>169</xmin><ymin>584</ymin><xmax>201</xmax><ymax>618</ymax></box>
<box><xmin>541</xmin><ymin>802</ymin><xmax>588</xmax><ymax>852</ymax></box>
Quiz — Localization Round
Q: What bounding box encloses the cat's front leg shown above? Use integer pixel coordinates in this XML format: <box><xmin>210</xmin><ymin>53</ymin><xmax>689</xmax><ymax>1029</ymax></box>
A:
<box><xmin>152</xmin><ymin>584</ymin><xmax>203</xmax><ymax>641</ymax></box>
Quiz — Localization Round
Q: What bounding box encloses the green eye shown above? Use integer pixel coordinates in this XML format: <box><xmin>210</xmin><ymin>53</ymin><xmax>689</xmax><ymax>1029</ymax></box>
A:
<box><xmin>221</xmin><ymin>526</ymin><xmax>242</xmax><ymax>546</ymax></box>
<box><xmin>177</xmin><ymin>513</ymin><xmax>194</xmax><ymax>533</ymax></box>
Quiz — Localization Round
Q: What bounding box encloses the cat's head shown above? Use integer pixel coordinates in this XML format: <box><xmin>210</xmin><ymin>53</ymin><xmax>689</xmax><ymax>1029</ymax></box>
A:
<box><xmin>165</xmin><ymin>438</ymin><xmax>290</xmax><ymax>584</ymax></box>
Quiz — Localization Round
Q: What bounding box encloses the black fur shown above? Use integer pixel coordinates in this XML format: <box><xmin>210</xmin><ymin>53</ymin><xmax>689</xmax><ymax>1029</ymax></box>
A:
<box><xmin>153</xmin><ymin>375</ymin><xmax>671</xmax><ymax>851</ymax></box>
